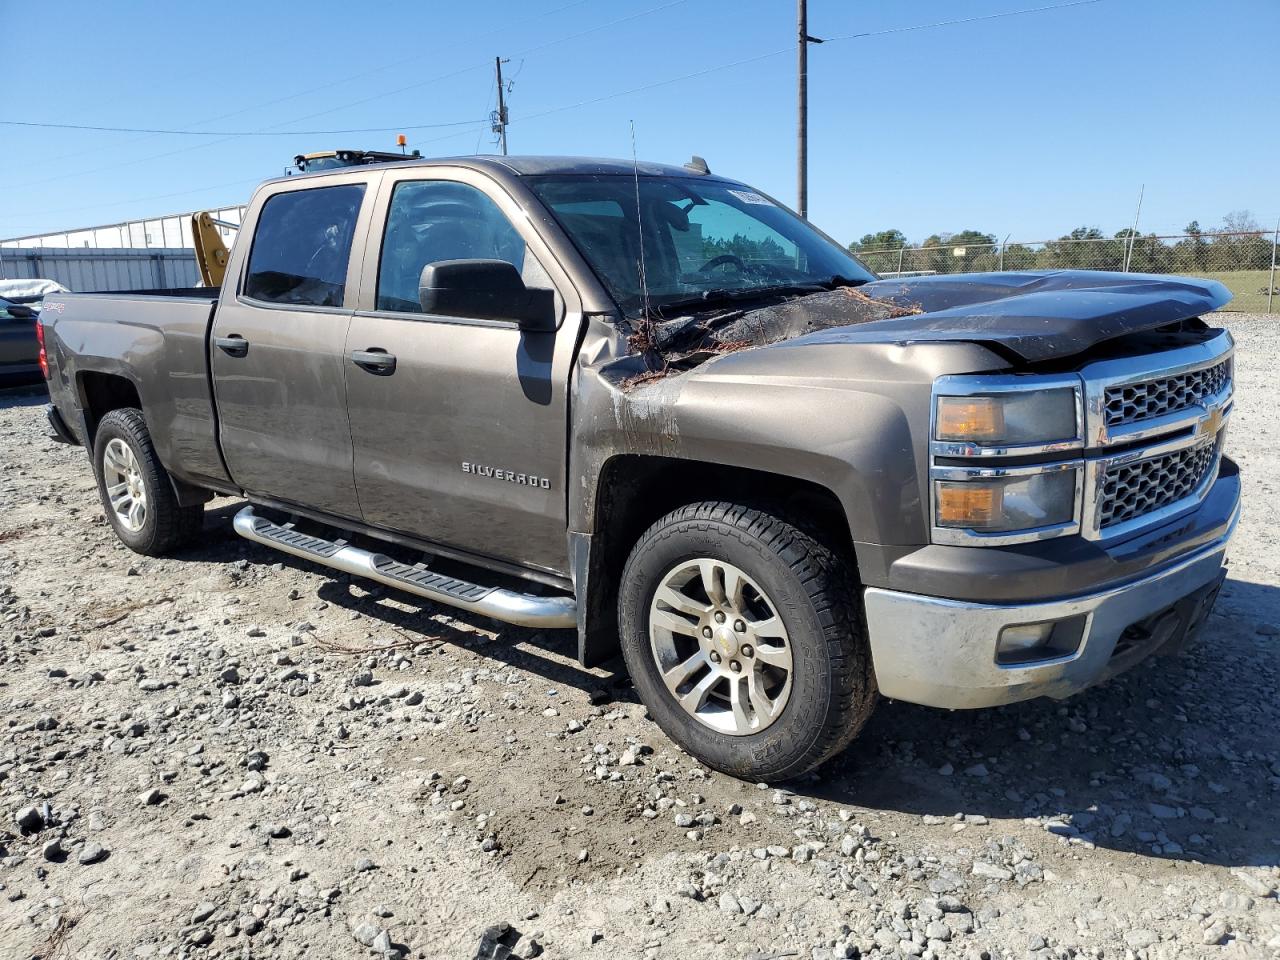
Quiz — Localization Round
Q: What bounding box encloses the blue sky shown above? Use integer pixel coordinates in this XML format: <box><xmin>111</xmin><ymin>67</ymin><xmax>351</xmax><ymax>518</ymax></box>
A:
<box><xmin>2</xmin><ymin>0</ymin><xmax>1276</xmax><ymax>244</ymax></box>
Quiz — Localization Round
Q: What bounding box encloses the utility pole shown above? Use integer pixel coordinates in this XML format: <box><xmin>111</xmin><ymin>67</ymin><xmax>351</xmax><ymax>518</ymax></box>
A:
<box><xmin>797</xmin><ymin>1</ymin><xmax>823</xmax><ymax>219</ymax></box>
<box><xmin>493</xmin><ymin>57</ymin><xmax>510</xmax><ymax>156</ymax></box>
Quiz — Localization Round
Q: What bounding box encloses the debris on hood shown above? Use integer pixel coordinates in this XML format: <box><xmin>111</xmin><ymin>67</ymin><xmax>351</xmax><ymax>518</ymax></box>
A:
<box><xmin>623</xmin><ymin>286</ymin><xmax>923</xmax><ymax>388</ymax></box>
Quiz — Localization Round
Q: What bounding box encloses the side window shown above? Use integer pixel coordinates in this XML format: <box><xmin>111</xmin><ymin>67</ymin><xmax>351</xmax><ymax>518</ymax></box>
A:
<box><xmin>376</xmin><ymin>180</ymin><xmax>527</xmax><ymax>313</ymax></box>
<box><xmin>244</xmin><ymin>184</ymin><xmax>365</xmax><ymax>307</ymax></box>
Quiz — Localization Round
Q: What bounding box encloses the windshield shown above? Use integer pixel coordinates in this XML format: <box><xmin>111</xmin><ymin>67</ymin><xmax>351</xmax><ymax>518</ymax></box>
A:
<box><xmin>526</xmin><ymin>175</ymin><xmax>875</xmax><ymax>317</ymax></box>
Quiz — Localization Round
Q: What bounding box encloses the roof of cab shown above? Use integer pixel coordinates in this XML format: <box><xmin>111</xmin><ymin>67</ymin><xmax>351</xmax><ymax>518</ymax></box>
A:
<box><xmin>261</xmin><ymin>154</ymin><xmax>722</xmax><ymax>185</ymax></box>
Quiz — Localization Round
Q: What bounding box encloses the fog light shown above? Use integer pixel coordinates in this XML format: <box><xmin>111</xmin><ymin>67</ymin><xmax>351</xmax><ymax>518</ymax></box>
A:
<box><xmin>996</xmin><ymin>616</ymin><xmax>1086</xmax><ymax>665</ymax></box>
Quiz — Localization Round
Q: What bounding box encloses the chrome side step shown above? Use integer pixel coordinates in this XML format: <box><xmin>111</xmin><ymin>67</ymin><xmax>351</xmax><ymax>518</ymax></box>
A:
<box><xmin>232</xmin><ymin>506</ymin><xmax>576</xmax><ymax>629</ymax></box>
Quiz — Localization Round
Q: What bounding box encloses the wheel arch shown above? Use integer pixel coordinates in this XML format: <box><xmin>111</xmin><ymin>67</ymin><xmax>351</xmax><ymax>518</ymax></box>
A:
<box><xmin>571</xmin><ymin>454</ymin><xmax>857</xmax><ymax>667</ymax></box>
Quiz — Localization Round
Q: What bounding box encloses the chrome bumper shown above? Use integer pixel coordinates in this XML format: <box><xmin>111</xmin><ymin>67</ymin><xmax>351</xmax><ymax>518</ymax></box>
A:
<box><xmin>862</xmin><ymin>511</ymin><xmax>1237</xmax><ymax>709</ymax></box>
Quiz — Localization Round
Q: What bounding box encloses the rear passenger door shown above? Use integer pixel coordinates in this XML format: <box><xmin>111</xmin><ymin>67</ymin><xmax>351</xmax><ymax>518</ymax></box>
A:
<box><xmin>344</xmin><ymin>170</ymin><xmax>582</xmax><ymax>577</ymax></box>
<box><xmin>211</xmin><ymin>177</ymin><xmax>373</xmax><ymax>519</ymax></box>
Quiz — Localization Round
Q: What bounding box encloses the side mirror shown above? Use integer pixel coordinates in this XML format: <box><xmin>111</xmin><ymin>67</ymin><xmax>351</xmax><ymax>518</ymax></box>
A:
<box><xmin>418</xmin><ymin>259</ymin><xmax>556</xmax><ymax>332</ymax></box>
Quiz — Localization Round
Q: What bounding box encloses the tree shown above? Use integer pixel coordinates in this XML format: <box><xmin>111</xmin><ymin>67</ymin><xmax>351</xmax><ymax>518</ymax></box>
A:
<box><xmin>847</xmin><ymin>229</ymin><xmax>909</xmax><ymax>274</ymax></box>
<box><xmin>848</xmin><ymin>229</ymin><xmax>908</xmax><ymax>253</ymax></box>
<box><xmin>1037</xmin><ymin>226</ymin><xmax>1119</xmax><ymax>270</ymax></box>
<box><xmin>1211</xmin><ymin>210</ymin><xmax>1273</xmax><ymax>271</ymax></box>
<box><xmin>1172</xmin><ymin>221</ymin><xmax>1210</xmax><ymax>272</ymax></box>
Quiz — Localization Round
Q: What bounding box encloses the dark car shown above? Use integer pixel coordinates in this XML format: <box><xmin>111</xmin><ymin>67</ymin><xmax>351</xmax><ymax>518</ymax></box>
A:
<box><xmin>0</xmin><ymin>279</ymin><xmax>68</xmax><ymax>385</ymax></box>
<box><xmin>0</xmin><ymin>297</ymin><xmax>42</xmax><ymax>384</ymax></box>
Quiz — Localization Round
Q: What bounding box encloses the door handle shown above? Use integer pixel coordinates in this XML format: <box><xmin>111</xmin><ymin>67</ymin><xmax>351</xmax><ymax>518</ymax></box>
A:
<box><xmin>215</xmin><ymin>335</ymin><xmax>249</xmax><ymax>358</ymax></box>
<box><xmin>350</xmin><ymin>348</ymin><xmax>397</xmax><ymax>375</ymax></box>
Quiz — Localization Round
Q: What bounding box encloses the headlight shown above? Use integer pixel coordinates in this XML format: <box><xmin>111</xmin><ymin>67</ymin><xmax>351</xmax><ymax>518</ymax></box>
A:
<box><xmin>935</xmin><ymin>388</ymin><xmax>1078</xmax><ymax>447</ymax></box>
<box><xmin>934</xmin><ymin>468</ymin><xmax>1078</xmax><ymax>533</ymax></box>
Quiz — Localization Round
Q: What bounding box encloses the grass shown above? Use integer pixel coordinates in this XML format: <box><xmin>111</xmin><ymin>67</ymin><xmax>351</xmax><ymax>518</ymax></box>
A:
<box><xmin>1196</xmin><ymin>269</ymin><xmax>1277</xmax><ymax>313</ymax></box>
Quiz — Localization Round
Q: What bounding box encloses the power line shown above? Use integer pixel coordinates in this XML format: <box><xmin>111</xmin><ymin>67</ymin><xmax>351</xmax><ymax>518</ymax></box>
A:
<box><xmin>3</xmin><ymin>0</ymin><xmax>692</xmax><ymax>194</ymax></box>
<box><xmin>434</xmin><ymin>0</ymin><xmax>1109</xmax><ymax>142</ymax></box>
<box><xmin>823</xmin><ymin>0</ymin><xmax>1106</xmax><ymax>42</ymax></box>
<box><xmin>0</xmin><ymin>118</ymin><xmax>489</xmax><ymax>137</ymax></box>
<box><xmin>5</xmin><ymin>0</ymin><xmax>1110</xmax><ymax>234</ymax></box>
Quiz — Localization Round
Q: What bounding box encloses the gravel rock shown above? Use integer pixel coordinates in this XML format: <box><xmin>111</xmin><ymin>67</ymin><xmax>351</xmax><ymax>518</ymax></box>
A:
<box><xmin>78</xmin><ymin>842</ymin><xmax>107</xmax><ymax>865</ymax></box>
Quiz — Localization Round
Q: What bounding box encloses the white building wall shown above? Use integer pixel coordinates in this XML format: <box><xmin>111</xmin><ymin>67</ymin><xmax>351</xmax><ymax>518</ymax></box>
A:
<box><xmin>0</xmin><ymin>205</ymin><xmax>247</xmax><ymax>250</ymax></box>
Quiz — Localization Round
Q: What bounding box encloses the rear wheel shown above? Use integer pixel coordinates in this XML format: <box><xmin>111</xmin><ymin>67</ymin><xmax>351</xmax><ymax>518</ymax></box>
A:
<box><xmin>619</xmin><ymin>501</ymin><xmax>877</xmax><ymax>781</ymax></box>
<box><xmin>93</xmin><ymin>408</ymin><xmax>203</xmax><ymax>556</ymax></box>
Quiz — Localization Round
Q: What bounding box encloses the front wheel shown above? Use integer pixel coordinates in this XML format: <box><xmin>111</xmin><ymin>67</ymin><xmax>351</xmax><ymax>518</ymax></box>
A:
<box><xmin>618</xmin><ymin>501</ymin><xmax>877</xmax><ymax>781</ymax></box>
<box><xmin>92</xmin><ymin>408</ymin><xmax>203</xmax><ymax>556</ymax></box>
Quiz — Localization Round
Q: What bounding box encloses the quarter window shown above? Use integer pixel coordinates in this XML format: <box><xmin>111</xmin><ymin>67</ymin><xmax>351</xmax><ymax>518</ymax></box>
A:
<box><xmin>377</xmin><ymin>181</ymin><xmax>527</xmax><ymax>313</ymax></box>
<box><xmin>244</xmin><ymin>184</ymin><xmax>365</xmax><ymax>307</ymax></box>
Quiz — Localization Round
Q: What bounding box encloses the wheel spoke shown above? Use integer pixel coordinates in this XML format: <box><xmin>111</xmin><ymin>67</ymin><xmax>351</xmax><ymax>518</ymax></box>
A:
<box><xmin>107</xmin><ymin>483</ymin><xmax>131</xmax><ymax>510</ymax></box>
<box><xmin>662</xmin><ymin>651</ymin><xmax>709</xmax><ymax>696</ymax></box>
<box><xmin>749</xmin><ymin>615</ymin><xmax>787</xmax><ymax>641</ymax></box>
<box><xmin>729</xmin><ymin>675</ymin><xmax>753</xmax><ymax>732</ymax></box>
<box><xmin>678</xmin><ymin>669</ymin><xmax>719</xmax><ymax>713</ymax></box>
<box><xmin>103</xmin><ymin>446</ymin><xmax>126</xmax><ymax>476</ymax></box>
<box><xmin>697</xmin><ymin>559</ymin><xmax>725</xmax><ymax>606</ymax></box>
<box><xmin>722</xmin><ymin>565</ymin><xmax>747</xmax><ymax>612</ymax></box>
<box><xmin>748</xmin><ymin>672</ymin><xmax>779</xmax><ymax>722</ymax></box>
<box><xmin>128</xmin><ymin>500</ymin><xmax>145</xmax><ymax>529</ymax></box>
<box><xmin>753</xmin><ymin>643</ymin><xmax>791</xmax><ymax>669</ymax></box>
<box><xmin>651</xmin><ymin>606</ymin><xmax>701</xmax><ymax>637</ymax></box>
<box><xmin>654</xmin><ymin>585</ymin><xmax>711</xmax><ymax>619</ymax></box>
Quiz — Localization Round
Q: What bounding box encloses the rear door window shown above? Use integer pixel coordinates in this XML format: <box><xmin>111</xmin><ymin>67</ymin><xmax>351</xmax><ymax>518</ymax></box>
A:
<box><xmin>244</xmin><ymin>184</ymin><xmax>365</xmax><ymax>307</ymax></box>
<box><xmin>376</xmin><ymin>180</ymin><xmax>527</xmax><ymax>313</ymax></box>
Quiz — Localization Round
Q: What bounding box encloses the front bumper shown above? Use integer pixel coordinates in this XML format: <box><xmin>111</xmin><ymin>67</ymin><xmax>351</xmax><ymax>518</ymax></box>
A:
<box><xmin>863</xmin><ymin>508</ymin><xmax>1237</xmax><ymax>709</ymax></box>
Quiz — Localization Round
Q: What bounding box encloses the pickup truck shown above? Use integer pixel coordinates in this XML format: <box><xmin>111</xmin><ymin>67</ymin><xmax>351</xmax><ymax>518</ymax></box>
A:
<box><xmin>39</xmin><ymin>155</ymin><xmax>1239</xmax><ymax>781</ymax></box>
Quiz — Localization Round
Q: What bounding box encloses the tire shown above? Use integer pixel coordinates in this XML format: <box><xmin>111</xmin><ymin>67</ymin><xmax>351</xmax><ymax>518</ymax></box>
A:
<box><xmin>618</xmin><ymin>501</ymin><xmax>877</xmax><ymax>782</ymax></box>
<box><xmin>92</xmin><ymin>408</ymin><xmax>203</xmax><ymax>556</ymax></box>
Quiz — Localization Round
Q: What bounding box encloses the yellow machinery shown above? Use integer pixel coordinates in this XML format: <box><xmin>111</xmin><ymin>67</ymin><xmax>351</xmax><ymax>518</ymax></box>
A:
<box><xmin>192</xmin><ymin>211</ymin><xmax>232</xmax><ymax>288</ymax></box>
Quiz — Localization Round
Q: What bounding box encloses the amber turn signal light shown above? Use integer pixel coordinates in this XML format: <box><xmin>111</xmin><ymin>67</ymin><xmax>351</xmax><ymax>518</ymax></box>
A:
<box><xmin>936</xmin><ymin>481</ymin><xmax>1003</xmax><ymax>527</ymax></box>
<box><xmin>936</xmin><ymin>396</ymin><xmax>1006</xmax><ymax>442</ymax></box>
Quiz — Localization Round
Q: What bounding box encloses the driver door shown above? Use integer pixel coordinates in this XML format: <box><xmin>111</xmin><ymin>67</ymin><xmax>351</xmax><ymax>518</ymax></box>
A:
<box><xmin>343</xmin><ymin>169</ymin><xmax>584</xmax><ymax>577</ymax></box>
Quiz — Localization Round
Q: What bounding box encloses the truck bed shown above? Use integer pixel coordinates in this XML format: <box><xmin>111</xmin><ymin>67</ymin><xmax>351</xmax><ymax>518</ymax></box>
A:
<box><xmin>41</xmin><ymin>290</ymin><xmax>231</xmax><ymax>490</ymax></box>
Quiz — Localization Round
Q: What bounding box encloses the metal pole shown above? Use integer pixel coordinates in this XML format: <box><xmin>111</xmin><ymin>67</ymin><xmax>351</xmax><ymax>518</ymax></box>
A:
<box><xmin>797</xmin><ymin>0</ymin><xmax>808</xmax><ymax>219</ymax></box>
<box><xmin>999</xmin><ymin>233</ymin><xmax>1011</xmax><ymax>272</ymax></box>
<box><xmin>1124</xmin><ymin>184</ymin><xmax>1144</xmax><ymax>272</ymax></box>
<box><xmin>897</xmin><ymin>246</ymin><xmax>904</xmax><ymax>275</ymax></box>
<box><xmin>1269</xmin><ymin>217</ymin><xmax>1278</xmax><ymax>315</ymax></box>
<box><xmin>494</xmin><ymin>57</ymin><xmax>509</xmax><ymax>156</ymax></box>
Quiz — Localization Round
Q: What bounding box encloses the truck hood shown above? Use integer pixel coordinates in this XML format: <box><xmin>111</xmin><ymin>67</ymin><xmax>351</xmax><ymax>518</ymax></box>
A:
<box><xmin>792</xmin><ymin>270</ymin><xmax>1231</xmax><ymax>362</ymax></box>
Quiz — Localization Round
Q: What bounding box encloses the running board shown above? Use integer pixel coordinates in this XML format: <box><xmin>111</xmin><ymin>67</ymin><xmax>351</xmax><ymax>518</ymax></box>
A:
<box><xmin>232</xmin><ymin>506</ymin><xmax>576</xmax><ymax>629</ymax></box>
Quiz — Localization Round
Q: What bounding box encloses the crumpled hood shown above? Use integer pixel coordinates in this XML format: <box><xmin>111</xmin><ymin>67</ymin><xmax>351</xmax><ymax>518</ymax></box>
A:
<box><xmin>790</xmin><ymin>270</ymin><xmax>1230</xmax><ymax>362</ymax></box>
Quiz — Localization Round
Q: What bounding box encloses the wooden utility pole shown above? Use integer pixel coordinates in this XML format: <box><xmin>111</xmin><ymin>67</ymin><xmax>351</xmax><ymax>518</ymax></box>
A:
<box><xmin>797</xmin><ymin>0</ymin><xmax>808</xmax><ymax>219</ymax></box>
<box><xmin>494</xmin><ymin>57</ymin><xmax>510</xmax><ymax>156</ymax></box>
<box><xmin>797</xmin><ymin>1</ymin><xmax>823</xmax><ymax>219</ymax></box>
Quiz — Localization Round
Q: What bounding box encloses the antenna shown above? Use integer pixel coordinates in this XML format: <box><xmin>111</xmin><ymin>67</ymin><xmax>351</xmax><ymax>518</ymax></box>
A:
<box><xmin>629</xmin><ymin>120</ymin><xmax>652</xmax><ymax>322</ymax></box>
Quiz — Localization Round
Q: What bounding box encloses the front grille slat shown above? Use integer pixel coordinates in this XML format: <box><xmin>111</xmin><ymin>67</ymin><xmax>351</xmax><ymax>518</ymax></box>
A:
<box><xmin>1100</xmin><ymin>439</ymin><xmax>1218</xmax><ymax>528</ymax></box>
<box><xmin>1104</xmin><ymin>359</ymin><xmax>1230</xmax><ymax>428</ymax></box>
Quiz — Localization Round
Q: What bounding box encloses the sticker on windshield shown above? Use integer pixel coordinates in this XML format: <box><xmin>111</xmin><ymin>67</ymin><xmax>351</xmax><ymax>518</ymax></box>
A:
<box><xmin>727</xmin><ymin>189</ymin><xmax>773</xmax><ymax>206</ymax></box>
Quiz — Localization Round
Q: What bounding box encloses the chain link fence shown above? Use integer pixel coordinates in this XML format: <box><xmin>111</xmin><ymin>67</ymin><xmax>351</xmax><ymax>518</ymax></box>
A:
<box><xmin>855</xmin><ymin>231</ymin><xmax>1280</xmax><ymax>313</ymax></box>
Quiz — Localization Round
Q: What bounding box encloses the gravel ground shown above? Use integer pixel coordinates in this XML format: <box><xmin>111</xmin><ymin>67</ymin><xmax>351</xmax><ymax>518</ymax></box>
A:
<box><xmin>1</xmin><ymin>314</ymin><xmax>1278</xmax><ymax>960</ymax></box>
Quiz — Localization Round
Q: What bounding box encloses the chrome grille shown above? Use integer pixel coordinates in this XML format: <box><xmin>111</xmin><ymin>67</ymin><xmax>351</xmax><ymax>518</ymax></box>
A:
<box><xmin>1104</xmin><ymin>358</ymin><xmax>1230</xmax><ymax>428</ymax></box>
<box><xmin>1100</xmin><ymin>438</ymin><xmax>1218</xmax><ymax>528</ymax></box>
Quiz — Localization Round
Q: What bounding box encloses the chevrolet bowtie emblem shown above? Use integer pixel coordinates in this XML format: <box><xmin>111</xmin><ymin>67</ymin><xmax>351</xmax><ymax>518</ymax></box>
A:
<box><xmin>1200</xmin><ymin>404</ymin><xmax>1225</xmax><ymax>438</ymax></box>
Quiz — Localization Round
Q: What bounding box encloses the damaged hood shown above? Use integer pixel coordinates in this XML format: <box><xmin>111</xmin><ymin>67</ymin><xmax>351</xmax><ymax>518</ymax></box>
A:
<box><xmin>792</xmin><ymin>271</ymin><xmax>1230</xmax><ymax>362</ymax></box>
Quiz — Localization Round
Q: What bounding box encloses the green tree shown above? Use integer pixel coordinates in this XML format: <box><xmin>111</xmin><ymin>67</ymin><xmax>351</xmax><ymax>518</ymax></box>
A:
<box><xmin>848</xmin><ymin>229</ymin><xmax>909</xmax><ymax>274</ymax></box>
<box><xmin>1209</xmin><ymin>211</ymin><xmax>1273</xmax><ymax>271</ymax></box>
<box><xmin>848</xmin><ymin>229</ymin><xmax>908</xmax><ymax>253</ymax></box>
